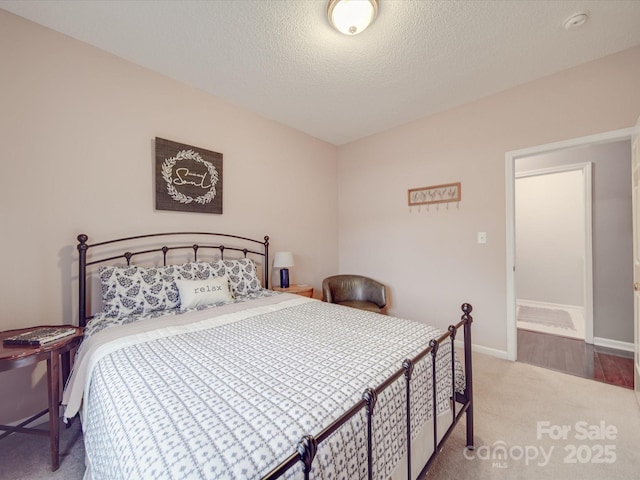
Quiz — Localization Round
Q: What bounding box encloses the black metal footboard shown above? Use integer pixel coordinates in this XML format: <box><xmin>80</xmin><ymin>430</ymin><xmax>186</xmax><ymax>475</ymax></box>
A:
<box><xmin>263</xmin><ymin>303</ymin><xmax>474</xmax><ymax>480</ymax></box>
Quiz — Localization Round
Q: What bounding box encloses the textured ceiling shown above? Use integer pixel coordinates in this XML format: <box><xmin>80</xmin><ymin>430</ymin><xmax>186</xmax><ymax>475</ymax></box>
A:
<box><xmin>2</xmin><ymin>0</ymin><xmax>640</xmax><ymax>145</ymax></box>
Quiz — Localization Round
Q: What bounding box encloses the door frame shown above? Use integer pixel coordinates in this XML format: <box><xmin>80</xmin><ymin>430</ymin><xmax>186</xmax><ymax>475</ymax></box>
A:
<box><xmin>515</xmin><ymin>162</ymin><xmax>593</xmax><ymax>343</ymax></box>
<box><xmin>632</xmin><ymin>116</ymin><xmax>640</xmax><ymax>406</ymax></box>
<box><xmin>505</xmin><ymin>127</ymin><xmax>635</xmax><ymax>361</ymax></box>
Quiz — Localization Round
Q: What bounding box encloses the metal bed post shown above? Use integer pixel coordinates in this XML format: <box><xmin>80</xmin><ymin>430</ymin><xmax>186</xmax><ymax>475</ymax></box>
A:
<box><xmin>297</xmin><ymin>435</ymin><xmax>317</xmax><ymax>480</ymax></box>
<box><xmin>448</xmin><ymin>324</ymin><xmax>458</xmax><ymax>423</ymax></box>
<box><xmin>362</xmin><ymin>388</ymin><xmax>377</xmax><ymax>480</ymax></box>
<box><xmin>264</xmin><ymin>235</ymin><xmax>270</xmax><ymax>289</ymax></box>
<box><xmin>461</xmin><ymin>303</ymin><xmax>474</xmax><ymax>448</ymax></box>
<box><xmin>77</xmin><ymin>234</ymin><xmax>89</xmax><ymax>328</ymax></box>
<box><xmin>402</xmin><ymin>358</ymin><xmax>414</xmax><ymax>479</ymax></box>
<box><xmin>429</xmin><ymin>339</ymin><xmax>439</xmax><ymax>461</ymax></box>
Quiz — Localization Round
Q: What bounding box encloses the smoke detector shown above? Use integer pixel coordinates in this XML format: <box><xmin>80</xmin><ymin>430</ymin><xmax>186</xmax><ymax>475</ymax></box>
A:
<box><xmin>563</xmin><ymin>12</ymin><xmax>588</xmax><ymax>30</ymax></box>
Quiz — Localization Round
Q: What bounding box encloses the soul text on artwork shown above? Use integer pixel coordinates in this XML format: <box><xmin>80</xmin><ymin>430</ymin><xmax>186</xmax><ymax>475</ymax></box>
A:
<box><xmin>173</xmin><ymin>168</ymin><xmax>212</xmax><ymax>189</ymax></box>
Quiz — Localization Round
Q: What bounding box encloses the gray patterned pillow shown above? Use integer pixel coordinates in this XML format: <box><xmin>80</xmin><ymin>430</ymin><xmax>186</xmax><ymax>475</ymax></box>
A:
<box><xmin>218</xmin><ymin>258</ymin><xmax>262</xmax><ymax>295</ymax></box>
<box><xmin>99</xmin><ymin>265</ymin><xmax>168</xmax><ymax>318</ymax></box>
<box><xmin>99</xmin><ymin>262</ymin><xmax>225</xmax><ymax>318</ymax></box>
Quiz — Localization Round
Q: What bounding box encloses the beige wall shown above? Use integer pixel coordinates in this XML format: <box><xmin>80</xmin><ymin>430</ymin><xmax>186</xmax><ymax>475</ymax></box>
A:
<box><xmin>337</xmin><ymin>45</ymin><xmax>640</xmax><ymax>355</ymax></box>
<box><xmin>0</xmin><ymin>11</ymin><xmax>338</xmax><ymax>423</ymax></box>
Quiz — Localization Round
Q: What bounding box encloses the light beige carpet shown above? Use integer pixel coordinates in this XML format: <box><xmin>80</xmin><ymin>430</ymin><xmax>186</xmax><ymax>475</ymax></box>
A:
<box><xmin>0</xmin><ymin>419</ymin><xmax>84</xmax><ymax>479</ymax></box>
<box><xmin>427</xmin><ymin>352</ymin><xmax>640</xmax><ymax>479</ymax></box>
<box><xmin>1</xmin><ymin>352</ymin><xmax>638</xmax><ymax>479</ymax></box>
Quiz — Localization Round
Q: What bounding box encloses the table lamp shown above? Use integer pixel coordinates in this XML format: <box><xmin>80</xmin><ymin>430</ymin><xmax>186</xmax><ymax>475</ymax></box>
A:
<box><xmin>273</xmin><ymin>252</ymin><xmax>295</xmax><ymax>288</ymax></box>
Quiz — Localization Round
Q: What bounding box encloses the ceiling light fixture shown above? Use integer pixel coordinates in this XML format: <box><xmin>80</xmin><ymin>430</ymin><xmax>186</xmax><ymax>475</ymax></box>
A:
<box><xmin>327</xmin><ymin>0</ymin><xmax>379</xmax><ymax>35</ymax></box>
<box><xmin>563</xmin><ymin>12</ymin><xmax>588</xmax><ymax>30</ymax></box>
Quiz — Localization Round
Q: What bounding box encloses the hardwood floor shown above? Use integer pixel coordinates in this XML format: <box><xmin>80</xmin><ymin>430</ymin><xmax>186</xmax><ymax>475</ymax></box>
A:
<box><xmin>517</xmin><ymin>329</ymin><xmax>634</xmax><ymax>389</ymax></box>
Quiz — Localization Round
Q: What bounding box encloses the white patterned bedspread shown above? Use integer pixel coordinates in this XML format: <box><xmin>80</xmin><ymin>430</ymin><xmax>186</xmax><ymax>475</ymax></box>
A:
<box><xmin>64</xmin><ymin>293</ymin><xmax>464</xmax><ymax>480</ymax></box>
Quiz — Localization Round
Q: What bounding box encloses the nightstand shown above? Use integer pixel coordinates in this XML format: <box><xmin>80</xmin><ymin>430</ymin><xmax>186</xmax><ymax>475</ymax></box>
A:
<box><xmin>272</xmin><ymin>284</ymin><xmax>314</xmax><ymax>298</ymax></box>
<box><xmin>0</xmin><ymin>325</ymin><xmax>83</xmax><ymax>471</ymax></box>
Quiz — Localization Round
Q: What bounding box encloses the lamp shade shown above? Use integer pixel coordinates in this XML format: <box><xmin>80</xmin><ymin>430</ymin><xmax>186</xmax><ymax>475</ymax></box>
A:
<box><xmin>273</xmin><ymin>251</ymin><xmax>295</xmax><ymax>268</ymax></box>
<box><xmin>327</xmin><ymin>0</ymin><xmax>378</xmax><ymax>35</ymax></box>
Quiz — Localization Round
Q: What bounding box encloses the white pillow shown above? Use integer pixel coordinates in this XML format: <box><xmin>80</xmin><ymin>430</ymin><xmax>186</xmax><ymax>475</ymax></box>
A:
<box><xmin>176</xmin><ymin>276</ymin><xmax>232</xmax><ymax>309</ymax></box>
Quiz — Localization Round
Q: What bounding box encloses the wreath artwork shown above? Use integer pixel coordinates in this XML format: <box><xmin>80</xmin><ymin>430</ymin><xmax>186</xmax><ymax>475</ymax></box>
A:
<box><xmin>155</xmin><ymin>138</ymin><xmax>223</xmax><ymax>214</ymax></box>
<box><xmin>161</xmin><ymin>150</ymin><xmax>218</xmax><ymax>205</ymax></box>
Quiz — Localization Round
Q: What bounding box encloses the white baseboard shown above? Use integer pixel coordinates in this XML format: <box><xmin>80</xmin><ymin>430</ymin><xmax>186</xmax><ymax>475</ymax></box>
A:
<box><xmin>455</xmin><ymin>340</ymin><xmax>510</xmax><ymax>360</ymax></box>
<box><xmin>453</xmin><ymin>337</ymin><xmax>633</xmax><ymax>363</ymax></box>
<box><xmin>593</xmin><ymin>336</ymin><xmax>634</xmax><ymax>352</ymax></box>
<box><xmin>516</xmin><ymin>299</ymin><xmax>583</xmax><ymax>311</ymax></box>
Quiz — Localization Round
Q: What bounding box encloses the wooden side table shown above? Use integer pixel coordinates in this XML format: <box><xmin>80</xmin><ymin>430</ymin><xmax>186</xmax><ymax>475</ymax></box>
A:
<box><xmin>273</xmin><ymin>284</ymin><xmax>314</xmax><ymax>298</ymax></box>
<box><xmin>0</xmin><ymin>325</ymin><xmax>83</xmax><ymax>471</ymax></box>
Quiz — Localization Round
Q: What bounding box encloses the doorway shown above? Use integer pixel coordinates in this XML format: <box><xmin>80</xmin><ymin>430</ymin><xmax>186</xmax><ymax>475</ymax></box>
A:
<box><xmin>505</xmin><ymin>128</ymin><xmax>635</xmax><ymax>387</ymax></box>
<box><xmin>515</xmin><ymin>165</ymin><xmax>590</xmax><ymax>342</ymax></box>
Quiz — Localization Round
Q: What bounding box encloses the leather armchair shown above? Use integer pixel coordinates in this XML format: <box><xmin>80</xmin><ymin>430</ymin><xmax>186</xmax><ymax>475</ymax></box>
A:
<box><xmin>322</xmin><ymin>274</ymin><xmax>387</xmax><ymax>314</ymax></box>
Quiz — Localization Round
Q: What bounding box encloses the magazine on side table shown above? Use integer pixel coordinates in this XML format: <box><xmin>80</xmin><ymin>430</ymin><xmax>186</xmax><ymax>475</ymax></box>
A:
<box><xmin>2</xmin><ymin>327</ymin><xmax>77</xmax><ymax>347</ymax></box>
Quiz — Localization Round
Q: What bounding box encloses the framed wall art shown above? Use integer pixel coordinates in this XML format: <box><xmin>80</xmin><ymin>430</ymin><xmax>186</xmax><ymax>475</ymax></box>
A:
<box><xmin>155</xmin><ymin>137</ymin><xmax>223</xmax><ymax>214</ymax></box>
<box><xmin>408</xmin><ymin>182</ymin><xmax>461</xmax><ymax>206</ymax></box>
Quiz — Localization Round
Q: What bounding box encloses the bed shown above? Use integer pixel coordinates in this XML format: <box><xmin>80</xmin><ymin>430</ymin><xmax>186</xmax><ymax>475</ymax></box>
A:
<box><xmin>62</xmin><ymin>232</ymin><xmax>474</xmax><ymax>480</ymax></box>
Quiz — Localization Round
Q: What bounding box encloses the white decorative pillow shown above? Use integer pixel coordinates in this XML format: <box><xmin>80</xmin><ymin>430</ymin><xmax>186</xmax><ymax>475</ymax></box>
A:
<box><xmin>161</xmin><ymin>261</ymin><xmax>225</xmax><ymax>308</ymax></box>
<box><xmin>176</xmin><ymin>276</ymin><xmax>232</xmax><ymax>309</ymax></box>
<box><xmin>218</xmin><ymin>258</ymin><xmax>262</xmax><ymax>295</ymax></box>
